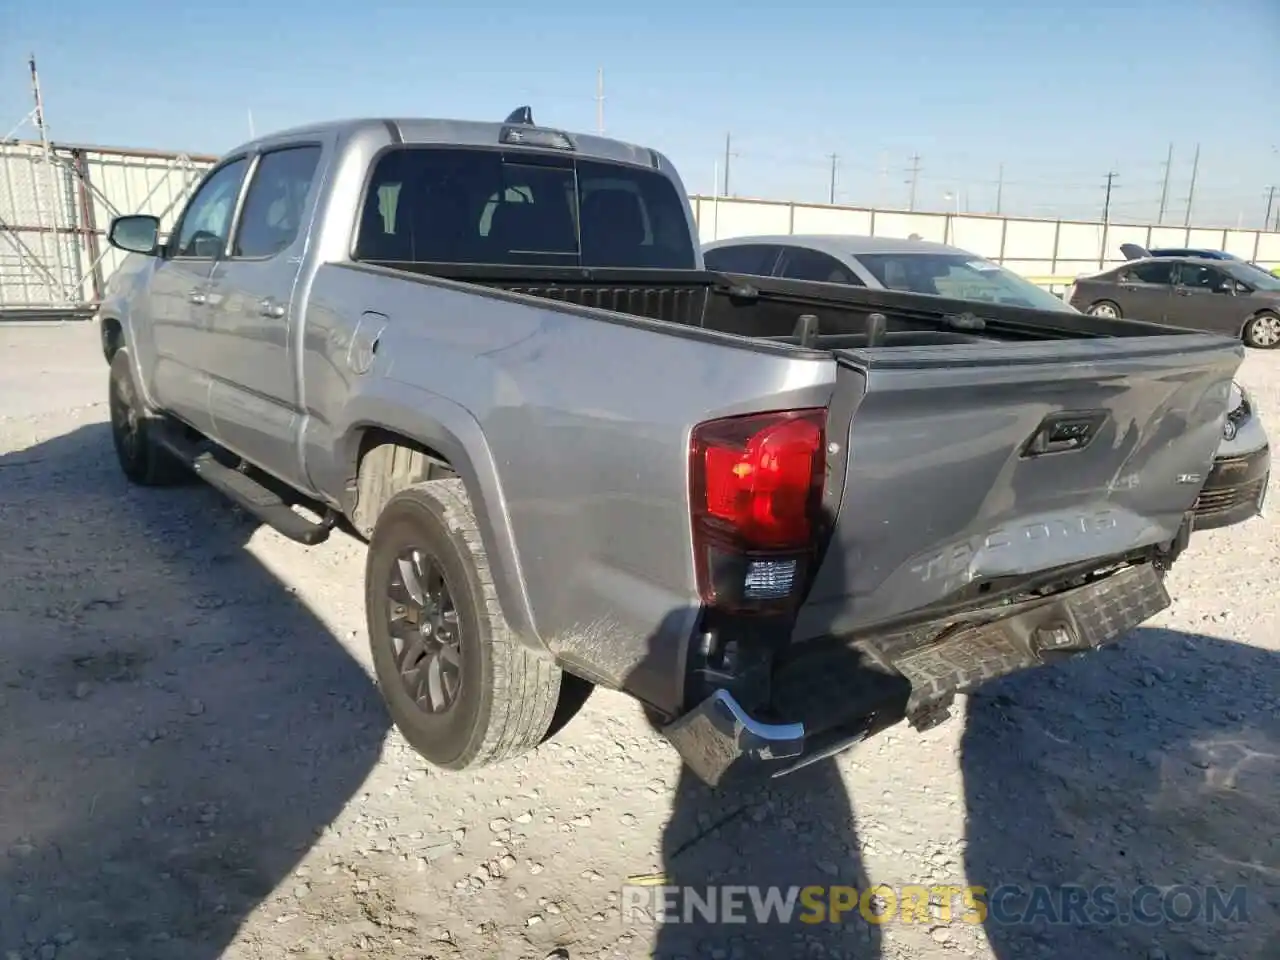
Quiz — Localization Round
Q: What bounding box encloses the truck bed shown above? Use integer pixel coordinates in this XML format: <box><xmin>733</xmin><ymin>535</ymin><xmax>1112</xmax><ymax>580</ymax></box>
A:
<box><xmin>371</xmin><ymin>260</ymin><xmax>1194</xmax><ymax>348</ymax></box>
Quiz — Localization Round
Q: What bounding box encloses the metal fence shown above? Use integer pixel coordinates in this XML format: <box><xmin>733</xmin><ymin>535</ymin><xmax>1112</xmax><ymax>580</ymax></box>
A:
<box><xmin>3</xmin><ymin>138</ymin><xmax>1279</xmax><ymax>317</ymax></box>
<box><xmin>0</xmin><ymin>140</ymin><xmax>215</xmax><ymax>315</ymax></box>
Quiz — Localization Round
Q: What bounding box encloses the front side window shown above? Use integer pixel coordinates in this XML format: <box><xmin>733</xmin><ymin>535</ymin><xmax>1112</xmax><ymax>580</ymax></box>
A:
<box><xmin>354</xmin><ymin>148</ymin><xmax>696</xmax><ymax>269</ymax></box>
<box><xmin>233</xmin><ymin>145</ymin><xmax>322</xmax><ymax>258</ymax></box>
<box><xmin>172</xmin><ymin>158</ymin><xmax>249</xmax><ymax>259</ymax></box>
<box><xmin>856</xmin><ymin>252</ymin><xmax>1074</xmax><ymax>312</ymax></box>
<box><xmin>1177</xmin><ymin>263</ymin><xmax>1228</xmax><ymax>291</ymax></box>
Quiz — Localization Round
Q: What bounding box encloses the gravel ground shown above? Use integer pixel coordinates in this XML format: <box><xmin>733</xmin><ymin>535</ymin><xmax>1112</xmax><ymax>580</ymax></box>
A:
<box><xmin>1</xmin><ymin>320</ymin><xmax>1277</xmax><ymax>960</ymax></box>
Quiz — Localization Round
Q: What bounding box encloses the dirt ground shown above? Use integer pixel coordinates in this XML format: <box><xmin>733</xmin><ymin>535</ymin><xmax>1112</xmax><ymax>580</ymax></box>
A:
<box><xmin>1</xmin><ymin>320</ymin><xmax>1276</xmax><ymax>960</ymax></box>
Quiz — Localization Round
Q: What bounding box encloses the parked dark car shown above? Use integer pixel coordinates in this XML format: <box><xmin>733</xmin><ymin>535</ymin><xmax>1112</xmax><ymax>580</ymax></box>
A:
<box><xmin>1121</xmin><ymin>243</ymin><xmax>1278</xmax><ymax>281</ymax></box>
<box><xmin>1066</xmin><ymin>256</ymin><xmax>1280</xmax><ymax>348</ymax></box>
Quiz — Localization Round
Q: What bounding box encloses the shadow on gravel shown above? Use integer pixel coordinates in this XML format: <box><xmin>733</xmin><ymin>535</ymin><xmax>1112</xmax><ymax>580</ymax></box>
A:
<box><xmin>636</xmin><ymin>531</ymin><xmax>891</xmax><ymax>960</ymax></box>
<box><xmin>0</xmin><ymin>422</ymin><xmax>388</xmax><ymax>960</ymax></box>
<box><xmin>962</xmin><ymin>626</ymin><xmax>1280</xmax><ymax>960</ymax></box>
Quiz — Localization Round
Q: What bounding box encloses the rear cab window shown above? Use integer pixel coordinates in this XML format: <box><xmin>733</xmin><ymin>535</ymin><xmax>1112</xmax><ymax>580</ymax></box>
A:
<box><xmin>354</xmin><ymin>147</ymin><xmax>696</xmax><ymax>270</ymax></box>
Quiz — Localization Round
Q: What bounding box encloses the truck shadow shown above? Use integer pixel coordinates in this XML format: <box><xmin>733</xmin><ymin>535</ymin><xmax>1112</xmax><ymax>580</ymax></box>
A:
<box><xmin>632</xmin><ymin>535</ymin><xmax>892</xmax><ymax>959</ymax></box>
<box><xmin>961</xmin><ymin>626</ymin><xmax>1280</xmax><ymax>959</ymax></box>
<box><xmin>0</xmin><ymin>422</ymin><xmax>388</xmax><ymax>960</ymax></box>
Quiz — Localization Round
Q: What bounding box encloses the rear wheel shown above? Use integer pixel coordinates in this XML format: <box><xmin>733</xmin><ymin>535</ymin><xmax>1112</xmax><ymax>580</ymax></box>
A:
<box><xmin>365</xmin><ymin>479</ymin><xmax>562</xmax><ymax>770</ymax></box>
<box><xmin>1087</xmin><ymin>300</ymin><xmax>1122</xmax><ymax>319</ymax></box>
<box><xmin>108</xmin><ymin>349</ymin><xmax>189</xmax><ymax>486</ymax></box>
<box><xmin>1243</xmin><ymin>311</ymin><xmax>1280</xmax><ymax>349</ymax></box>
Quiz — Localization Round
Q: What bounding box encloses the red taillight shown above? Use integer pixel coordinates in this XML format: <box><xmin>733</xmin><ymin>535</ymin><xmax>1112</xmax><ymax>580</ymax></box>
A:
<box><xmin>690</xmin><ymin>408</ymin><xmax>826</xmax><ymax>612</ymax></box>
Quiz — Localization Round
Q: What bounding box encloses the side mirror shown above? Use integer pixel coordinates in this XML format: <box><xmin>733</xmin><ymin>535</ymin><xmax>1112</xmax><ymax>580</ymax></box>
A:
<box><xmin>107</xmin><ymin>215</ymin><xmax>162</xmax><ymax>256</ymax></box>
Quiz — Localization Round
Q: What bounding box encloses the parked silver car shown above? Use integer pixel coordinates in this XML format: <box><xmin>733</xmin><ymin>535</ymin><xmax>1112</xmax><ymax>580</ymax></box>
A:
<box><xmin>703</xmin><ymin>233</ymin><xmax>1270</xmax><ymax>530</ymax></box>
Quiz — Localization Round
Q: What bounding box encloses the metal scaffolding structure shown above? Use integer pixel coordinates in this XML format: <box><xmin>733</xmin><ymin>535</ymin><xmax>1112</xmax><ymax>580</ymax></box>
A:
<box><xmin>0</xmin><ymin>55</ymin><xmax>216</xmax><ymax>318</ymax></box>
<box><xmin>0</xmin><ymin>141</ymin><xmax>215</xmax><ymax>317</ymax></box>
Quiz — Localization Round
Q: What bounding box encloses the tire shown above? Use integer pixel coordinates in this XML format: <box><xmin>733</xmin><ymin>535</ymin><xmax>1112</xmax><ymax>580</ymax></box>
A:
<box><xmin>1242</xmin><ymin>311</ymin><xmax>1280</xmax><ymax>349</ymax></box>
<box><xmin>107</xmin><ymin>349</ymin><xmax>190</xmax><ymax>486</ymax></box>
<box><xmin>1087</xmin><ymin>300</ymin><xmax>1122</xmax><ymax>319</ymax></box>
<box><xmin>365</xmin><ymin>478</ymin><xmax>562</xmax><ymax>770</ymax></box>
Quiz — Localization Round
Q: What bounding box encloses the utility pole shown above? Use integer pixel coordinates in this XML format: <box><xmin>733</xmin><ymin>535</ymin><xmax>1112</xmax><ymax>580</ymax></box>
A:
<box><xmin>1184</xmin><ymin>143</ymin><xmax>1200</xmax><ymax>227</ymax></box>
<box><xmin>995</xmin><ymin>163</ymin><xmax>1004</xmax><ymax>215</ymax></box>
<box><xmin>827</xmin><ymin>153</ymin><xmax>838</xmax><ymax>204</ymax></box>
<box><xmin>28</xmin><ymin>54</ymin><xmax>46</xmax><ymax>138</ymax></box>
<box><xmin>906</xmin><ymin>154</ymin><xmax>922</xmax><ymax>211</ymax></box>
<box><xmin>1264</xmin><ymin>185</ymin><xmax>1275</xmax><ymax>231</ymax></box>
<box><xmin>595</xmin><ymin>67</ymin><xmax>604</xmax><ymax>135</ymax></box>
<box><xmin>1102</xmin><ymin>171</ymin><xmax>1118</xmax><ymax>223</ymax></box>
<box><xmin>1157</xmin><ymin>142</ymin><xmax>1173</xmax><ymax>224</ymax></box>
<box><xmin>28</xmin><ymin>54</ymin><xmax>70</xmax><ymax>303</ymax></box>
<box><xmin>723</xmin><ymin>133</ymin><xmax>733</xmax><ymax>197</ymax></box>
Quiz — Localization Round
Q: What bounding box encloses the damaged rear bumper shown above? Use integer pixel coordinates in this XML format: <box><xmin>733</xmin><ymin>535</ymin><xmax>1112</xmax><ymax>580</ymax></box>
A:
<box><xmin>660</xmin><ymin>689</ymin><xmax>805</xmax><ymax>788</ymax></box>
<box><xmin>662</xmin><ymin>560</ymin><xmax>1172</xmax><ymax>787</ymax></box>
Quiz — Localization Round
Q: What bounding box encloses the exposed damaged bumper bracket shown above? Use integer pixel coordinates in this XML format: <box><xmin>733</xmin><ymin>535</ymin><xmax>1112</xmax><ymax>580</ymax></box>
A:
<box><xmin>660</xmin><ymin>689</ymin><xmax>805</xmax><ymax>788</ymax></box>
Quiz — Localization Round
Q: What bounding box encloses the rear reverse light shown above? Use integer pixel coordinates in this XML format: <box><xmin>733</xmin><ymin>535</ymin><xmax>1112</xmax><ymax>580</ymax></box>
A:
<box><xmin>689</xmin><ymin>408</ymin><xmax>826</xmax><ymax>613</ymax></box>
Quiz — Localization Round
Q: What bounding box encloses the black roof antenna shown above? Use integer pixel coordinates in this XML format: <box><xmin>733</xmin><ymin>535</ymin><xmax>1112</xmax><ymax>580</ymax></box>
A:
<box><xmin>504</xmin><ymin>106</ymin><xmax>534</xmax><ymax>125</ymax></box>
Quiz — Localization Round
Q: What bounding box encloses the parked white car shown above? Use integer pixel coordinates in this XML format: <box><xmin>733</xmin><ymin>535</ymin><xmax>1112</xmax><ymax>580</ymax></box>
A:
<box><xmin>702</xmin><ymin>233</ymin><xmax>1076</xmax><ymax>311</ymax></box>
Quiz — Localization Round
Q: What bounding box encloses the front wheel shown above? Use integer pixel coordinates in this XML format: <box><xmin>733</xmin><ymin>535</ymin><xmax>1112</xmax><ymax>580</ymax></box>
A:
<box><xmin>108</xmin><ymin>349</ymin><xmax>189</xmax><ymax>486</ymax></box>
<box><xmin>1087</xmin><ymin>300</ymin><xmax>1122</xmax><ymax>319</ymax></box>
<box><xmin>365</xmin><ymin>479</ymin><xmax>562</xmax><ymax>771</ymax></box>
<box><xmin>1243</xmin><ymin>312</ymin><xmax>1280</xmax><ymax>349</ymax></box>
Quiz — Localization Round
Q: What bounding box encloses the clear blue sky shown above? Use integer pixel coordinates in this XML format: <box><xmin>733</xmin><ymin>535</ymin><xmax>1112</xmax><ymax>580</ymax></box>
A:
<box><xmin>3</xmin><ymin>0</ymin><xmax>1278</xmax><ymax>226</ymax></box>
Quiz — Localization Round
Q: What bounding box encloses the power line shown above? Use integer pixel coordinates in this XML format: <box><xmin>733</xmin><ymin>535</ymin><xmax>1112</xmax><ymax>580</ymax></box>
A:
<box><xmin>906</xmin><ymin>154</ymin><xmax>922</xmax><ymax>211</ymax></box>
<box><xmin>1157</xmin><ymin>142</ymin><xmax>1173</xmax><ymax>224</ymax></box>
<box><xmin>723</xmin><ymin>132</ymin><xmax>735</xmax><ymax>197</ymax></box>
<box><xmin>595</xmin><ymin>67</ymin><xmax>604</xmax><ymax>135</ymax></box>
<box><xmin>1102</xmin><ymin>171</ymin><xmax>1119</xmax><ymax>223</ymax></box>
<box><xmin>1184</xmin><ymin>143</ymin><xmax>1200</xmax><ymax>227</ymax></box>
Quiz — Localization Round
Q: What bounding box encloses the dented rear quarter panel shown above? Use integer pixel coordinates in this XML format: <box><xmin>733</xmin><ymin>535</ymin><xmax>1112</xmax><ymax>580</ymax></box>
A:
<box><xmin>301</xmin><ymin>263</ymin><xmax>840</xmax><ymax>713</ymax></box>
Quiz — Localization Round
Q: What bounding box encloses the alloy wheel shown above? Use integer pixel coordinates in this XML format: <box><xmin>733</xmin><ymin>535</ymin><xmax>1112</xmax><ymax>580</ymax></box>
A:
<box><xmin>385</xmin><ymin>547</ymin><xmax>463</xmax><ymax>714</ymax></box>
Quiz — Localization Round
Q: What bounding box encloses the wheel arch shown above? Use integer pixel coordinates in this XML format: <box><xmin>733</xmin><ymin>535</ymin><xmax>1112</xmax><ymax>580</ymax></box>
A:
<box><xmin>100</xmin><ymin>314</ymin><xmax>124</xmax><ymax>363</ymax></box>
<box><xmin>1239</xmin><ymin>307</ymin><xmax>1280</xmax><ymax>342</ymax></box>
<box><xmin>335</xmin><ymin>389</ymin><xmax>540</xmax><ymax>650</ymax></box>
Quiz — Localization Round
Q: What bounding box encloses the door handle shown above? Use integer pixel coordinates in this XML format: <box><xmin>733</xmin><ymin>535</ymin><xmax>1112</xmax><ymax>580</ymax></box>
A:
<box><xmin>258</xmin><ymin>297</ymin><xmax>286</xmax><ymax>319</ymax></box>
<box><xmin>188</xmin><ymin>290</ymin><xmax>207</xmax><ymax>305</ymax></box>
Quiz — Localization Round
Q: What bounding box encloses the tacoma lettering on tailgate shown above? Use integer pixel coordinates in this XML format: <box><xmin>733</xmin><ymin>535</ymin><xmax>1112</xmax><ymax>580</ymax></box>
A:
<box><xmin>910</xmin><ymin>509</ymin><xmax>1119</xmax><ymax>585</ymax></box>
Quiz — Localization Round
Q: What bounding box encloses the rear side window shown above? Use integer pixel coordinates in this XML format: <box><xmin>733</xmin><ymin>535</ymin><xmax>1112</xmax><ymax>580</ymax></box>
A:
<box><xmin>354</xmin><ymin>148</ymin><xmax>696</xmax><ymax>269</ymax></box>
<box><xmin>1129</xmin><ymin>262</ymin><xmax>1175</xmax><ymax>285</ymax></box>
<box><xmin>778</xmin><ymin>247</ymin><xmax>863</xmax><ymax>285</ymax></box>
<box><xmin>703</xmin><ymin>244</ymin><xmax>780</xmax><ymax>276</ymax></box>
<box><xmin>234</xmin><ymin>145</ymin><xmax>322</xmax><ymax>258</ymax></box>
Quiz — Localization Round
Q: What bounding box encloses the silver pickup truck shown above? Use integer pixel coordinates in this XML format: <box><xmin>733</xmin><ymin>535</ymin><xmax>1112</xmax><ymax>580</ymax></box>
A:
<box><xmin>99</xmin><ymin>108</ymin><xmax>1244</xmax><ymax>786</ymax></box>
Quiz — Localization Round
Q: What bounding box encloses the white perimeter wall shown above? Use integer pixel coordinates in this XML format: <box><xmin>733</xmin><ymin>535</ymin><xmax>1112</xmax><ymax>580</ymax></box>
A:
<box><xmin>691</xmin><ymin>195</ymin><xmax>1280</xmax><ymax>283</ymax></box>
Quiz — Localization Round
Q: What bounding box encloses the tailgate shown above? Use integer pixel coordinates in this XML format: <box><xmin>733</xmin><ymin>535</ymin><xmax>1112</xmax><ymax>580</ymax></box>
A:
<box><xmin>792</xmin><ymin>333</ymin><xmax>1243</xmax><ymax>642</ymax></box>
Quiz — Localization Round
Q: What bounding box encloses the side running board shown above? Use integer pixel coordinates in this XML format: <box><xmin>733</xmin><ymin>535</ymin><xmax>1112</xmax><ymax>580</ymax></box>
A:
<box><xmin>154</xmin><ymin>429</ymin><xmax>335</xmax><ymax>546</ymax></box>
